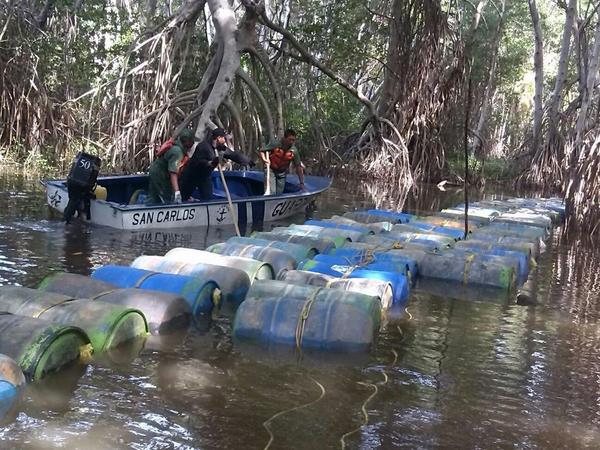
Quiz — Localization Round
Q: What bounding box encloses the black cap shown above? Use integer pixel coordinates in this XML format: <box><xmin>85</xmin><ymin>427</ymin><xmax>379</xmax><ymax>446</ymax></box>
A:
<box><xmin>211</xmin><ymin>128</ymin><xmax>227</xmax><ymax>138</ymax></box>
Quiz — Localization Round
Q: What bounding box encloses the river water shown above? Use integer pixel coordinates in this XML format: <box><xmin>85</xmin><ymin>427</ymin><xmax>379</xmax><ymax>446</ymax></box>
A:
<box><xmin>0</xmin><ymin>173</ymin><xmax>599</xmax><ymax>449</ymax></box>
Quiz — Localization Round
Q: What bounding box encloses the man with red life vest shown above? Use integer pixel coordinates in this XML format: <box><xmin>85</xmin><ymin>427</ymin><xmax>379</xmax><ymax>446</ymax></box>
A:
<box><xmin>260</xmin><ymin>129</ymin><xmax>305</xmax><ymax>195</ymax></box>
<box><xmin>147</xmin><ymin>129</ymin><xmax>194</xmax><ymax>204</ymax></box>
<box><xmin>179</xmin><ymin>127</ymin><xmax>254</xmax><ymax>200</ymax></box>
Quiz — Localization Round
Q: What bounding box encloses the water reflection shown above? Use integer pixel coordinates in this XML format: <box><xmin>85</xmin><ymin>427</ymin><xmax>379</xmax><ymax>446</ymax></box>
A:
<box><xmin>0</xmin><ymin>175</ymin><xmax>599</xmax><ymax>448</ymax></box>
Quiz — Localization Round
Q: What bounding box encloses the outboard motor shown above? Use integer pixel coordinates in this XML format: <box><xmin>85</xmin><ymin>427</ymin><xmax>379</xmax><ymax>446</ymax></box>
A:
<box><xmin>63</xmin><ymin>152</ymin><xmax>101</xmax><ymax>224</ymax></box>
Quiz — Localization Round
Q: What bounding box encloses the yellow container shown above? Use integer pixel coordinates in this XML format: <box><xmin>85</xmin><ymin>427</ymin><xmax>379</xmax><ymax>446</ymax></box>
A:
<box><xmin>93</xmin><ymin>185</ymin><xmax>107</xmax><ymax>201</ymax></box>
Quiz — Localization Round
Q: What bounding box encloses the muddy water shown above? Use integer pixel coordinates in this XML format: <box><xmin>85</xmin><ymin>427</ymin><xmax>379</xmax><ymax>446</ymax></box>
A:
<box><xmin>0</xmin><ymin>173</ymin><xmax>599</xmax><ymax>449</ymax></box>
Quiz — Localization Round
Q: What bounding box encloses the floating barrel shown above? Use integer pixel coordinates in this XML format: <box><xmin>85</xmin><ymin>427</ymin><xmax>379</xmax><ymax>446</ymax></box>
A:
<box><xmin>455</xmin><ymin>239</ymin><xmax>533</xmax><ymax>261</ymax></box>
<box><xmin>398</xmin><ymin>221</ymin><xmax>465</xmax><ymax>240</ymax></box>
<box><xmin>440</xmin><ymin>207</ymin><xmax>501</xmax><ymax>221</ymax></box>
<box><xmin>226</xmin><ymin>236</ymin><xmax>317</xmax><ymax>261</ymax></box>
<box><xmin>0</xmin><ymin>353</ymin><xmax>25</xmax><ymax>424</ymax></box>
<box><xmin>329</xmin><ymin>247</ymin><xmax>425</xmax><ymax>277</ymax></box>
<box><xmin>164</xmin><ymin>248</ymin><xmax>274</xmax><ymax>281</ymax></box>
<box><xmin>446</xmin><ymin>248</ymin><xmax>528</xmax><ymax>286</ymax></box>
<box><xmin>343</xmin><ymin>211</ymin><xmax>398</xmax><ymax>225</ymax></box>
<box><xmin>387</xmin><ymin>229</ymin><xmax>456</xmax><ymax>247</ymax></box>
<box><xmin>0</xmin><ymin>313</ymin><xmax>90</xmax><ymax>381</ymax></box>
<box><xmin>235</xmin><ymin>281</ymin><xmax>381</xmax><ymax>351</ymax></box>
<box><xmin>311</xmin><ymin>252</ymin><xmax>417</xmax><ymax>281</ymax></box>
<box><xmin>206</xmin><ymin>242</ymin><xmax>296</xmax><ymax>278</ymax></box>
<box><xmin>38</xmin><ymin>273</ymin><xmax>190</xmax><ymax>334</ymax></box>
<box><xmin>469</xmin><ymin>232</ymin><xmax>541</xmax><ymax>258</ymax></box>
<box><xmin>495</xmin><ymin>211</ymin><xmax>552</xmax><ymax>229</ymax></box>
<box><xmin>303</xmin><ymin>219</ymin><xmax>374</xmax><ymax>235</ymax></box>
<box><xmin>0</xmin><ymin>286</ymin><xmax>147</xmax><ymax>352</ymax></box>
<box><xmin>347</xmin><ymin>236</ymin><xmax>440</xmax><ymax>253</ymax></box>
<box><xmin>251</xmin><ymin>231</ymin><xmax>337</xmax><ymax>253</ymax></box>
<box><xmin>322</xmin><ymin>215</ymin><xmax>392</xmax><ymax>233</ymax></box>
<box><xmin>273</xmin><ymin>224</ymin><xmax>364</xmax><ymax>242</ymax></box>
<box><xmin>478</xmin><ymin>221</ymin><xmax>548</xmax><ymax>239</ymax></box>
<box><xmin>92</xmin><ymin>265</ymin><xmax>219</xmax><ymax>318</ymax></box>
<box><xmin>418</xmin><ymin>252</ymin><xmax>516</xmax><ymax>291</ymax></box>
<box><xmin>130</xmin><ymin>255</ymin><xmax>249</xmax><ymax>310</ymax></box>
<box><xmin>297</xmin><ymin>260</ymin><xmax>409</xmax><ymax>305</ymax></box>
<box><xmin>366</xmin><ymin>210</ymin><xmax>415</xmax><ymax>223</ymax></box>
<box><xmin>280</xmin><ymin>270</ymin><xmax>394</xmax><ymax>309</ymax></box>
<box><xmin>415</xmin><ymin>215</ymin><xmax>479</xmax><ymax>231</ymax></box>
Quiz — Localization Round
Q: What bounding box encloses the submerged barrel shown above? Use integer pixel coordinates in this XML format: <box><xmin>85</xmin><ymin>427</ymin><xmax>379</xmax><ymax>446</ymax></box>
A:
<box><xmin>0</xmin><ymin>286</ymin><xmax>147</xmax><ymax>352</ymax></box>
<box><xmin>469</xmin><ymin>232</ymin><xmax>541</xmax><ymax>258</ymax></box>
<box><xmin>418</xmin><ymin>252</ymin><xmax>516</xmax><ymax>291</ymax></box>
<box><xmin>206</xmin><ymin>242</ymin><xmax>296</xmax><ymax>278</ymax></box>
<box><xmin>440</xmin><ymin>207</ymin><xmax>501</xmax><ymax>221</ymax></box>
<box><xmin>329</xmin><ymin>247</ymin><xmax>425</xmax><ymax>277</ymax></box>
<box><xmin>0</xmin><ymin>313</ymin><xmax>90</xmax><ymax>381</ymax></box>
<box><xmin>390</xmin><ymin>226</ymin><xmax>457</xmax><ymax>246</ymax></box>
<box><xmin>415</xmin><ymin>215</ymin><xmax>479</xmax><ymax>231</ymax></box>
<box><xmin>280</xmin><ymin>270</ymin><xmax>394</xmax><ymax>310</ymax></box>
<box><xmin>323</xmin><ymin>215</ymin><xmax>392</xmax><ymax>233</ymax></box>
<box><xmin>131</xmin><ymin>255</ymin><xmax>250</xmax><ymax>310</ymax></box>
<box><xmin>164</xmin><ymin>248</ymin><xmax>274</xmax><ymax>281</ymax></box>
<box><xmin>297</xmin><ymin>260</ymin><xmax>409</xmax><ymax>305</ymax></box>
<box><xmin>38</xmin><ymin>273</ymin><xmax>191</xmax><ymax>334</ymax></box>
<box><xmin>343</xmin><ymin>211</ymin><xmax>399</xmax><ymax>225</ymax></box>
<box><xmin>226</xmin><ymin>236</ymin><xmax>317</xmax><ymax>261</ymax></box>
<box><xmin>0</xmin><ymin>354</ymin><xmax>25</xmax><ymax>423</ymax></box>
<box><xmin>235</xmin><ymin>281</ymin><xmax>381</xmax><ymax>351</ymax></box>
<box><xmin>92</xmin><ymin>265</ymin><xmax>219</xmax><ymax>318</ymax></box>
<box><xmin>495</xmin><ymin>211</ymin><xmax>552</xmax><ymax>230</ymax></box>
<box><xmin>251</xmin><ymin>231</ymin><xmax>337</xmax><ymax>254</ymax></box>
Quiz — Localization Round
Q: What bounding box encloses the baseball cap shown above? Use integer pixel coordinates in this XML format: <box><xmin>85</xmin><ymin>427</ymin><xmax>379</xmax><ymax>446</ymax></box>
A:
<box><xmin>211</xmin><ymin>128</ymin><xmax>227</xmax><ymax>138</ymax></box>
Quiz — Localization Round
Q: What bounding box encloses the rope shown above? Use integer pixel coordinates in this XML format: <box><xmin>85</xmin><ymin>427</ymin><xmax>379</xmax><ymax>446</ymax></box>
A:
<box><xmin>133</xmin><ymin>271</ymin><xmax>157</xmax><ymax>288</ymax></box>
<box><xmin>294</xmin><ymin>288</ymin><xmax>322</xmax><ymax>350</ymax></box>
<box><xmin>263</xmin><ymin>376</ymin><xmax>326</xmax><ymax>450</ymax></box>
<box><xmin>462</xmin><ymin>254</ymin><xmax>476</xmax><ymax>285</ymax></box>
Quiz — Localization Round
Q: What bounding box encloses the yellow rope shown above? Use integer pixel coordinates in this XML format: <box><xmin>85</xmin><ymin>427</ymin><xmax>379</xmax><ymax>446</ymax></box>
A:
<box><xmin>263</xmin><ymin>376</ymin><xmax>326</xmax><ymax>450</ymax></box>
<box><xmin>340</xmin><ymin>349</ymin><xmax>398</xmax><ymax>449</ymax></box>
<box><xmin>294</xmin><ymin>288</ymin><xmax>322</xmax><ymax>350</ymax></box>
<box><xmin>463</xmin><ymin>253</ymin><xmax>476</xmax><ymax>285</ymax></box>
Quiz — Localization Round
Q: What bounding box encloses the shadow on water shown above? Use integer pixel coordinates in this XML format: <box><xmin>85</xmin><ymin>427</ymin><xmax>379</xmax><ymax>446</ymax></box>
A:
<box><xmin>1</xmin><ymin>174</ymin><xmax>600</xmax><ymax>448</ymax></box>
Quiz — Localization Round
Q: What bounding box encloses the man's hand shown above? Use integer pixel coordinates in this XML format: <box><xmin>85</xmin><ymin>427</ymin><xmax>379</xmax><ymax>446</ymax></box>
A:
<box><xmin>299</xmin><ymin>182</ymin><xmax>306</xmax><ymax>191</ymax></box>
<box><xmin>248</xmin><ymin>160</ymin><xmax>256</xmax><ymax>168</ymax></box>
<box><xmin>174</xmin><ymin>191</ymin><xmax>182</xmax><ymax>203</ymax></box>
<box><xmin>211</xmin><ymin>156</ymin><xmax>220</xmax><ymax>168</ymax></box>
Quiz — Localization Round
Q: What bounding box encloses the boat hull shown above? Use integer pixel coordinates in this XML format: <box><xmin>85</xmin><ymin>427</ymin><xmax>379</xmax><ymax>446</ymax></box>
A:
<box><xmin>45</xmin><ymin>172</ymin><xmax>330</xmax><ymax>230</ymax></box>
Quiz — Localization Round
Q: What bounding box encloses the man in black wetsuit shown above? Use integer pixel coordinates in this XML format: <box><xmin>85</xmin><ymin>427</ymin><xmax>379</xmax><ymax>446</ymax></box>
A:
<box><xmin>179</xmin><ymin>128</ymin><xmax>255</xmax><ymax>200</ymax></box>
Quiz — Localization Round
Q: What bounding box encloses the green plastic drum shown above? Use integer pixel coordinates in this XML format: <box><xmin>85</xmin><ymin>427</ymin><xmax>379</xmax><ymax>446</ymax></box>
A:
<box><xmin>0</xmin><ymin>313</ymin><xmax>90</xmax><ymax>381</ymax></box>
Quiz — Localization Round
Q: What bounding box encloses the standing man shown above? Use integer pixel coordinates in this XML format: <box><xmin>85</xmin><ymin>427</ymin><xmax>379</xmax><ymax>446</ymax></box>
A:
<box><xmin>147</xmin><ymin>129</ymin><xmax>194</xmax><ymax>204</ymax></box>
<box><xmin>179</xmin><ymin>128</ymin><xmax>254</xmax><ymax>200</ymax></box>
<box><xmin>260</xmin><ymin>129</ymin><xmax>305</xmax><ymax>195</ymax></box>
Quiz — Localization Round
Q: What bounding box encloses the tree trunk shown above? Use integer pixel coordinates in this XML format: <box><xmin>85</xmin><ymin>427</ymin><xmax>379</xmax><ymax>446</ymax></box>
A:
<box><xmin>575</xmin><ymin>12</ymin><xmax>600</xmax><ymax>147</ymax></box>
<box><xmin>473</xmin><ymin>0</ymin><xmax>506</xmax><ymax>158</ymax></box>
<box><xmin>192</xmin><ymin>0</ymin><xmax>240</xmax><ymax>140</ymax></box>
<box><xmin>528</xmin><ymin>0</ymin><xmax>544</xmax><ymax>153</ymax></box>
<box><xmin>547</xmin><ymin>0</ymin><xmax>577</xmax><ymax>139</ymax></box>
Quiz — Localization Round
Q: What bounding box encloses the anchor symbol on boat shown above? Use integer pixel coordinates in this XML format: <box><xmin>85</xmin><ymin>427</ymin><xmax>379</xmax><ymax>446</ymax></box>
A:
<box><xmin>49</xmin><ymin>190</ymin><xmax>62</xmax><ymax>208</ymax></box>
<box><xmin>216</xmin><ymin>206</ymin><xmax>227</xmax><ymax>223</ymax></box>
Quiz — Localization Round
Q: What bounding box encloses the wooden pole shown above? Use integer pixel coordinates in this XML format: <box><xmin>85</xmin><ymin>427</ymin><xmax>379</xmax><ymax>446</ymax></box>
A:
<box><xmin>214</xmin><ymin>148</ymin><xmax>241</xmax><ymax>237</ymax></box>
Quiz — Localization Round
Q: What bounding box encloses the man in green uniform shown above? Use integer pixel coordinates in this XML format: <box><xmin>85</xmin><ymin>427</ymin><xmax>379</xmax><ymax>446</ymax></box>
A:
<box><xmin>259</xmin><ymin>129</ymin><xmax>305</xmax><ymax>195</ymax></box>
<box><xmin>147</xmin><ymin>129</ymin><xmax>194</xmax><ymax>204</ymax></box>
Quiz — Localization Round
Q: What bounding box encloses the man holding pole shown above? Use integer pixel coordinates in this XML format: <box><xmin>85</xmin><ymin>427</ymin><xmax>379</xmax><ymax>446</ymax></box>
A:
<box><xmin>179</xmin><ymin>128</ymin><xmax>254</xmax><ymax>201</ymax></box>
<box><xmin>260</xmin><ymin>129</ymin><xmax>305</xmax><ymax>195</ymax></box>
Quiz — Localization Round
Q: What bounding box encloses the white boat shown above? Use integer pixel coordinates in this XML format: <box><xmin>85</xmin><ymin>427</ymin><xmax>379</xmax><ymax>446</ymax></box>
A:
<box><xmin>44</xmin><ymin>171</ymin><xmax>332</xmax><ymax>230</ymax></box>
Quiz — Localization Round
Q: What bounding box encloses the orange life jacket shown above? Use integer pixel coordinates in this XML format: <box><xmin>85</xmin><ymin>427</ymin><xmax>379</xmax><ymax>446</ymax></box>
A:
<box><xmin>269</xmin><ymin>147</ymin><xmax>294</xmax><ymax>172</ymax></box>
<box><xmin>156</xmin><ymin>138</ymin><xmax>190</xmax><ymax>176</ymax></box>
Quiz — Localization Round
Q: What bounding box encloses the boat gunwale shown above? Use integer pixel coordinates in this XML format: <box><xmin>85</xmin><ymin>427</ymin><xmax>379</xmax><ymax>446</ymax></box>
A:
<box><xmin>44</xmin><ymin>173</ymin><xmax>332</xmax><ymax>212</ymax></box>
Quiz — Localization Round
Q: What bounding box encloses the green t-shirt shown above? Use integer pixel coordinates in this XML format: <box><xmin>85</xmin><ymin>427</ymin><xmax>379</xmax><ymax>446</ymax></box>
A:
<box><xmin>262</xmin><ymin>139</ymin><xmax>301</xmax><ymax>166</ymax></box>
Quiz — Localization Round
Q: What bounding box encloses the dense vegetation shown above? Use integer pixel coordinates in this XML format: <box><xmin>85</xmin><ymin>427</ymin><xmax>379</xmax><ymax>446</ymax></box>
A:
<box><xmin>0</xmin><ymin>0</ymin><xmax>598</xmax><ymax>238</ymax></box>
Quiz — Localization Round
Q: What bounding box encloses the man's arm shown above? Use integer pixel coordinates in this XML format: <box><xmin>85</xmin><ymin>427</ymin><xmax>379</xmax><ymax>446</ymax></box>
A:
<box><xmin>222</xmin><ymin>148</ymin><xmax>253</xmax><ymax>166</ymax></box>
